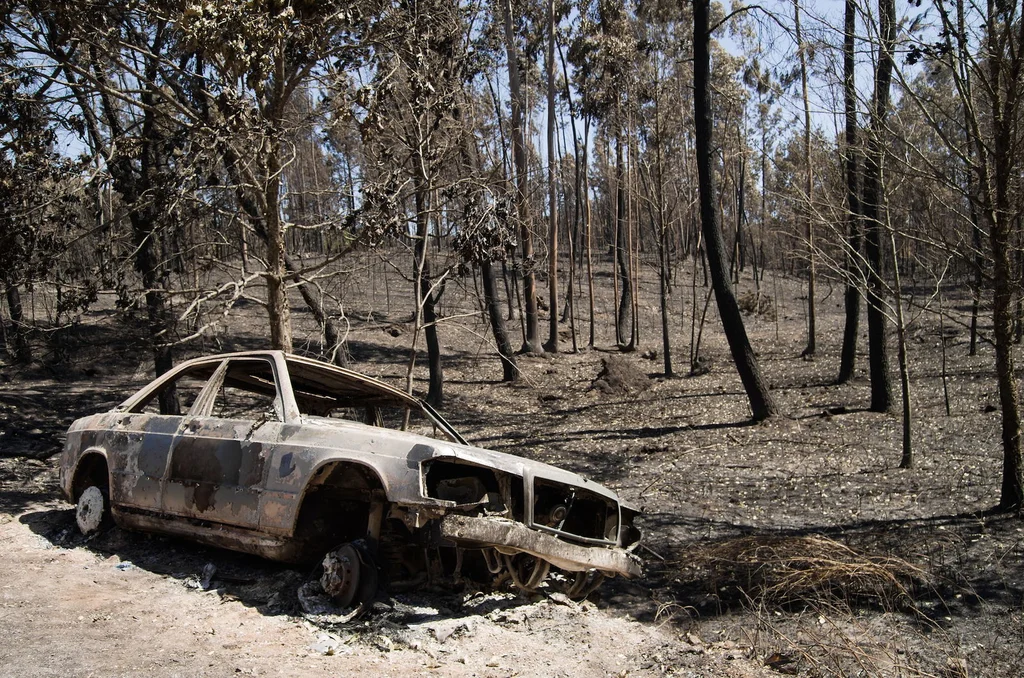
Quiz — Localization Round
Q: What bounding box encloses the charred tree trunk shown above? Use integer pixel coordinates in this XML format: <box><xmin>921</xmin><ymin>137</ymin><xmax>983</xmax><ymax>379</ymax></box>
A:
<box><xmin>263</xmin><ymin>50</ymin><xmax>293</xmax><ymax>353</ymax></box>
<box><xmin>4</xmin><ymin>283</ymin><xmax>31</xmax><ymax>364</ymax></box>
<box><xmin>482</xmin><ymin>259</ymin><xmax>519</xmax><ymax>381</ymax></box>
<box><xmin>795</xmin><ymin>0</ymin><xmax>816</xmax><ymax>358</ymax></box>
<box><xmin>862</xmin><ymin>0</ymin><xmax>895</xmax><ymax>413</ymax></box>
<box><xmin>284</xmin><ymin>253</ymin><xmax>348</xmax><ymax>368</ymax></box>
<box><xmin>693</xmin><ymin>0</ymin><xmax>778</xmax><ymax>420</ymax></box>
<box><xmin>544</xmin><ymin>0</ymin><xmax>559</xmax><ymax>353</ymax></box>
<box><xmin>985</xmin><ymin>0</ymin><xmax>1024</xmax><ymax>511</ymax></box>
<box><xmin>615</xmin><ymin>137</ymin><xmax>634</xmax><ymax>351</ymax></box>
<box><xmin>838</xmin><ymin>0</ymin><xmax>862</xmax><ymax>384</ymax></box>
<box><xmin>500</xmin><ymin>0</ymin><xmax>540</xmax><ymax>353</ymax></box>
<box><xmin>414</xmin><ymin>183</ymin><xmax>443</xmax><ymax>407</ymax></box>
<box><xmin>584</xmin><ymin>119</ymin><xmax>596</xmax><ymax>347</ymax></box>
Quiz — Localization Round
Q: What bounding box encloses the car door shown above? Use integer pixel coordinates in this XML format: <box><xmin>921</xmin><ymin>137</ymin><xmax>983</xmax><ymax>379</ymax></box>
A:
<box><xmin>161</xmin><ymin>357</ymin><xmax>280</xmax><ymax>529</ymax></box>
<box><xmin>107</xmin><ymin>362</ymin><xmax>216</xmax><ymax>512</ymax></box>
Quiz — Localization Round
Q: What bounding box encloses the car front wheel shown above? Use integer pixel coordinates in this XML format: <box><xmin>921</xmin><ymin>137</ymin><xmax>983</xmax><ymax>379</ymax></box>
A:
<box><xmin>319</xmin><ymin>540</ymin><xmax>379</xmax><ymax>608</ymax></box>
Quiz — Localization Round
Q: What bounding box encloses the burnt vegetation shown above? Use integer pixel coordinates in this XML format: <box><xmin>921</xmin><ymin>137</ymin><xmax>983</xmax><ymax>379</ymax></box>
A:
<box><xmin>3</xmin><ymin>0</ymin><xmax>1024</xmax><ymax>675</ymax></box>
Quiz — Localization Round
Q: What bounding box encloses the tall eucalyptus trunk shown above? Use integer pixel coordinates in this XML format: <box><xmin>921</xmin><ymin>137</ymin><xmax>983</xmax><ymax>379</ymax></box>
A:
<box><xmin>693</xmin><ymin>0</ymin><xmax>778</xmax><ymax>420</ymax></box>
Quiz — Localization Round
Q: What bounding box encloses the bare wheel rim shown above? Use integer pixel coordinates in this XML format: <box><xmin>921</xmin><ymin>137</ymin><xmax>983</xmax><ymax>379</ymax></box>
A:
<box><xmin>76</xmin><ymin>486</ymin><xmax>106</xmax><ymax>536</ymax></box>
<box><xmin>320</xmin><ymin>543</ymin><xmax>361</xmax><ymax>608</ymax></box>
<box><xmin>319</xmin><ymin>541</ymin><xmax>378</xmax><ymax>609</ymax></box>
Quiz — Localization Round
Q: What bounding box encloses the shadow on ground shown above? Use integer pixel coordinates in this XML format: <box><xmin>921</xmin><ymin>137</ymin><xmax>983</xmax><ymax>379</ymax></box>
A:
<box><xmin>17</xmin><ymin>503</ymin><xmax>562</xmax><ymax>632</ymax></box>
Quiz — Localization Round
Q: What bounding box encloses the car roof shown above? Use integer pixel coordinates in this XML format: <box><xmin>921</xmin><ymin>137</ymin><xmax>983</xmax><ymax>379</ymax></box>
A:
<box><xmin>172</xmin><ymin>350</ymin><xmax>421</xmax><ymax>407</ymax></box>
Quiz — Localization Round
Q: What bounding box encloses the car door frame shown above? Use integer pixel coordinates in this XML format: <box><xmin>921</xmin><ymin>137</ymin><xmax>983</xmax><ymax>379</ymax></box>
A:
<box><xmin>159</xmin><ymin>355</ymin><xmax>292</xmax><ymax>529</ymax></box>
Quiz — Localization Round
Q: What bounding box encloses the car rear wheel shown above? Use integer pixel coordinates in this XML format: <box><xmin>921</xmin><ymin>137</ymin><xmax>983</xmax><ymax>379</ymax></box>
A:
<box><xmin>76</xmin><ymin>485</ymin><xmax>108</xmax><ymax>536</ymax></box>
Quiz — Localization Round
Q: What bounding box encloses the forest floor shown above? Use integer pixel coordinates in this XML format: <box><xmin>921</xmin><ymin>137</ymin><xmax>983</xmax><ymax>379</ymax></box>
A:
<box><xmin>1</xmin><ymin>254</ymin><xmax>1022</xmax><ymax>677</ymax></box>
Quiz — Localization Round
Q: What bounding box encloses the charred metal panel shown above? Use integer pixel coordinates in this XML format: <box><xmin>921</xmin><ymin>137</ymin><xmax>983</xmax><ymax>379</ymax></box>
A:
<box><xmin>114</xmin><ymin>507</ymin><xmax>304</xmax><ymax>563</ymax></box>
<box><xmin>106</xmin><ymin>414</ymin><xmax>181</xmax><ymax>511</ymax></box>
<box><xmin>440</xmin><ymin>514</ymin><xmax>642</xmax><ymax>577</ymax></box>
<box><xmin>260</xmin><ymin>444</ymin><xmax>329</xmax><ymax>533</ymax></box>
<box><xmin>163</xmin><ymin>418</ymin><xmax>268</xmax><ymax>527</ymax></box>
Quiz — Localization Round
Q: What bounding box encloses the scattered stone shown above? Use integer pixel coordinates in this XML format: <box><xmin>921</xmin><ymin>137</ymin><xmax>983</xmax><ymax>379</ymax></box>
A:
<box><xmin>420</xmin><ymin>615</ymin><xmax>483</xmax><ymax>643</ymax></box>
<box><xmin>309</xmin><ymin>633</ymin><xmax>342</xmax><ymax>656</ymax></box>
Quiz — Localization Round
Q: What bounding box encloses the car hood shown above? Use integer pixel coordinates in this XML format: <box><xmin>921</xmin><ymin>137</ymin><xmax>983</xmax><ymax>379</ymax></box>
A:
<box><xmin>300</xmin><ymin>415</ymin><xmax>623</xmax><ymax>503</ymax></box>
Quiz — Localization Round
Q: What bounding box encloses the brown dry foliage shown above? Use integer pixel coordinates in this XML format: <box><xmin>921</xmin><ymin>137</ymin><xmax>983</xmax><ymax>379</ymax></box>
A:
<box><xmin>687</xmin><ymin>535</ymin><xmax>930</xmax><ymax>609</ymax></box>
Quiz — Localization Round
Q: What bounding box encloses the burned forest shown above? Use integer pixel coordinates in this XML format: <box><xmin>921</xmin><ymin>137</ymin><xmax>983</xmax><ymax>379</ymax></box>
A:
<box><xmin>2</xmin><ymin>0</ymin><xmax>1024</xmax><ymax>676</ymax></box>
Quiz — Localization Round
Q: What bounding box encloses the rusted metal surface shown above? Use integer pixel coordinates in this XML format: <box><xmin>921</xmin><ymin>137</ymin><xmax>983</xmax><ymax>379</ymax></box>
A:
<box><xmin>60</xmin><ymin>351</ymin><xmax>643</xmax><ymax>591</ymax></box>
<box><xmin>439</xmin><ymin>514</ymin><xmax>642</xmax><ymax>577</ymax></box>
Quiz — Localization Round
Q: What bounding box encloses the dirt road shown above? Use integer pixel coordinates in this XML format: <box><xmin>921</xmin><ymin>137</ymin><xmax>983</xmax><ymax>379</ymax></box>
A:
<box><xmin>0</xmin><ymin>474</ymin><xmax>767</xmax><ymax>678</ymax></box>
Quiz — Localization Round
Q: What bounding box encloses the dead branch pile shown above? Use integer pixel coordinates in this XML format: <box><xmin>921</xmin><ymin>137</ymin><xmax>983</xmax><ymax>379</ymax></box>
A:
<box><xmin>687</xmin><ymin>535</ymin><xmax>929</xmax><ymax>609</ymax></box>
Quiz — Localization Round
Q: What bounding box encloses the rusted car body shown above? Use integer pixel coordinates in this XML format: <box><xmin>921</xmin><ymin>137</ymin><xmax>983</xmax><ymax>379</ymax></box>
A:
<box><xmin>60</xmin><ymin>351</ymin><xmax>641</xmax><ymax>601</ymax></box>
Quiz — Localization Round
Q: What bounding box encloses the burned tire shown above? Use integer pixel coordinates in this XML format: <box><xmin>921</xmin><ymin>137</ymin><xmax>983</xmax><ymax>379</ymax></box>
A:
<box><xmin>76</xmin><ymin>485</ymin><xmax>108</xmax><ymax>536</ymax></box>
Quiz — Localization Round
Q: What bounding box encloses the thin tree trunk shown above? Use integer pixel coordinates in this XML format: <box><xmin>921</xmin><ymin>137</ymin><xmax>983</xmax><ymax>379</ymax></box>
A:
<box><xmin>4</xmin><ymin>284</ymin><xmax>31</xmax><ymax>364</ymax></box>
<box><xmin>283</xmin><ymin>253</ymin><xmax>348</xmax><ymax>367</ymax></box>
<box><xmin>863</xmin><ymin>0</ymin><xmax>895</xmax><ymax>413</ymax></box>
<box><xmin>482</xmin><ymin>260</ymin><xmax>519</xmax><ymax>381</ymax></box>
<box><xmin>839</xmin><ymin>0</ymin><xmax>862</xmax><ymax>383</ymax></box>
<box><xmin>795</xmin><ymin>0</ymin><xmax>816</xmax><ymax>357</ymax></box>
<box><xmin>500</xmin><ymin>0</ymin><xmax>540</xmax><ymax>353</ymax></box>
<box><xmin>889</xmin><ymin>222</ymin><xmax>913</xmax><ymax>468</ymax></box>
<box><xmin>615</xmin><ymin>136</ymin><xmax>633</xmax><ymax>350</ymax></box>
<box><xmin>264</xmin><ymin>46</ymin><xmax>293</xmax><ymax>353</ymax></box>
<box><xmin>693</xmin><ymin>0</ymin><xmax>778</xmax><ymax>420</ymax></box>
<box><xmin>414</xmin><ymin>182</ymin><xmax>443</xmax><ymax>407</ymax></box>
<box><xmin>985</xmin><ymin>0</ymin><xmax>1024</xmax><ymax>511</ymax></box>
<box><xmin>544</xmin><ymin>0</ymin><xmax>559</xmax><ymax>353</ymax></box>
<box><xmin>584</xmin><ymin>119</ymin><xmax>596</xmax><ymax>347</ymax></box>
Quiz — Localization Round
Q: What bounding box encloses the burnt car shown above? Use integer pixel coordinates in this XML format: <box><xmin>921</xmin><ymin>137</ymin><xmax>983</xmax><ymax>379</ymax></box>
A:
<box><xmin>60</xmin><ymin>351</ymin><xmax>641</xmax><ymax>605</ymax></box>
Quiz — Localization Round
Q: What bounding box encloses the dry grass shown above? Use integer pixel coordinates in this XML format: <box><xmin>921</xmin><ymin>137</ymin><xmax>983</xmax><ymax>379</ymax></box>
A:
<box><xmin>688</xmin><ymin>535</ymin><xmax>930</xmax><ymax>610</ymax></box>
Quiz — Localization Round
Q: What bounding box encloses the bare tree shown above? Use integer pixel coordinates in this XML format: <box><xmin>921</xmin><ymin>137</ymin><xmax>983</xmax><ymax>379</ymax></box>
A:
<box><xmin>837</xmin><ymin>0</ymin><xmax>862</xmax><ymax>384</ymax></box>
<box><xmin>693</xmin><ymin>0</ymin><xmax>778</xmax><ymax>421</ymax></box>
<box><xmin>862</xmin><ymin>0</ymin><xmax>895</xmax><ymax>413</ymax></box>
<box><xmin>499</xmin><ymin>0</ymin><xmax>541</xmax><ymax>354</ymax></box>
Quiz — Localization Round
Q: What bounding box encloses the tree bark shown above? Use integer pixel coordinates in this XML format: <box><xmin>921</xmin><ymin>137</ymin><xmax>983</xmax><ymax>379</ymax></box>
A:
<box><xmin>794</xmin><ymin>0</ymin><xmax>816</xmax><ymax>357</ymax></box>
<box><xmin>500</xmin><ymin>0</ymin><xmax>540</xmax><ymax>353</ymax></box>
<box><xmin>838</xmin><ymin>0</ymin><xmax>862</xmax><ymax>384</ymax></box>
<box><xmin>263</xmin><ymin>44</ymin><xmax>293</xmax><ymax>353</ymax></box>
<box><xmin>862</xmin><ymin>0</ymin><xmax>895</xmax><ymax>413</ymax></box>
<box><xmin>615</xmin><ymin>137</ymin><xmax>634</xmax><ymax>350</ymax></box>
<box><xmin>414</xmin><ymin>182</ymin><xmax>443</xmax><ymax>407</ymax></box>
<box><xmin>4</xmin><ymin>284</ymin><xmax>31</xmax><ymax>364</ymax></box>
<box><xmin>693</xmin><ymin>0</ymin><xmax>778</xmax><ymax>421</ymax></box>
<box><xmin>544</xmin><ymin>0</ymin><xmax>559</xmax><ymax>353</ymax></box>
<box><xmin>985</xmin><ymin>0</ymin><xmax>1024</xmax><ymax>511</ymax></box>
<box><xmin>482</xmin><ymin>260</ymin><xmax>519</xmax><ymax>381</ymax></box>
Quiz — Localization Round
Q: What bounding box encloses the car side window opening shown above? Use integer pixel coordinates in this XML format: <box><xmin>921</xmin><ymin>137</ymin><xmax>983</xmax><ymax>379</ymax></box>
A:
<box><xmin>130</xmin><ymin>365</ymin><xmax>213</xmax><ymax>416</ymax></box>
<box><xmin>210</xmin><ymin>360</ymin><xmax>282</xmax><ymax>422</ymax></box>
